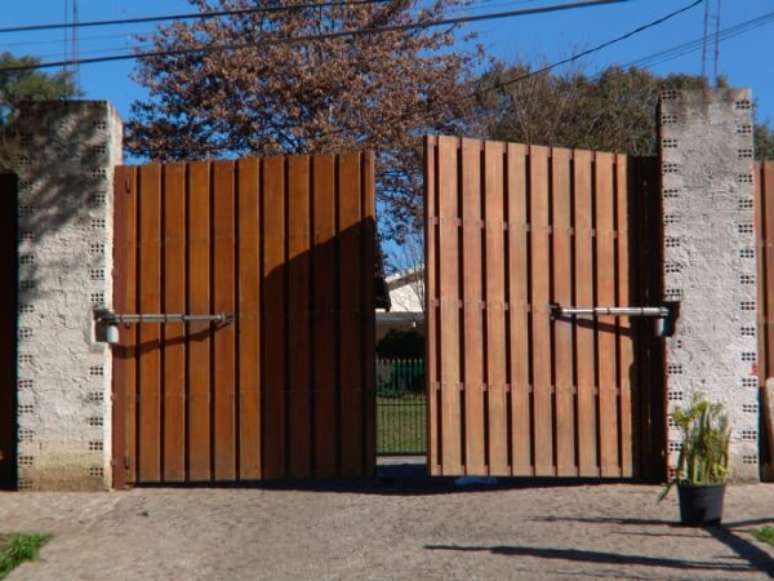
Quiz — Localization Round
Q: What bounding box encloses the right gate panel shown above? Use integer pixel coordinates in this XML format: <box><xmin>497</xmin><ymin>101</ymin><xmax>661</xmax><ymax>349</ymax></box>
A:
<box><xmin>425</xmin><ymin>136</ymin><xmax>660</xmax><ymax>479</ymax></box>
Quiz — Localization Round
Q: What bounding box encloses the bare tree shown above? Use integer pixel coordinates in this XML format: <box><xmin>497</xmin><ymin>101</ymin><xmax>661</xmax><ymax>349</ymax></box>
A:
<box><xmin>126</xmin><ymin>0</ymin><xmax>480</xmax><ymax>242</ymax></box>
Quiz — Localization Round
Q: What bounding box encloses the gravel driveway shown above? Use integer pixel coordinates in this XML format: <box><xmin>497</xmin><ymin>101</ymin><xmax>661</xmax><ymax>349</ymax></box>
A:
<box><xmin>2</xmin><ymin>464</ymin><xmax>773</xmax><ymax>580</ymax></box>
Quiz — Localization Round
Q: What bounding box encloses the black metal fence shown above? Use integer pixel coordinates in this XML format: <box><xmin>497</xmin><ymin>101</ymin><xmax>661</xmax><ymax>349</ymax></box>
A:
<box><xmin>376</xmin><ymin>358</ymin><xmax>426</xmax><ymax>455</ymax></box>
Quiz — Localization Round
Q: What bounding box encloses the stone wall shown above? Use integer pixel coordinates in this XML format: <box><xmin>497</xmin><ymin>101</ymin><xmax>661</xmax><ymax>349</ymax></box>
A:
<box><xmin>14</xmin><ymin>101</ymin><xmax>121</xmax><ymax>490</ymax></box>
<box><xmin>660</xmin><ymin>88</ymin><xmax>759</xmax><ymax>480</ymax></box>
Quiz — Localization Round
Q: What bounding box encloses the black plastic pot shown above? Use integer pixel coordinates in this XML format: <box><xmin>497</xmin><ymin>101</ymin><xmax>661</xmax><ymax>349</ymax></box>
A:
<box><xmin>677</xmin><ymin>483</ymin><xmax>726</xmax><ymax>526</ymax></box>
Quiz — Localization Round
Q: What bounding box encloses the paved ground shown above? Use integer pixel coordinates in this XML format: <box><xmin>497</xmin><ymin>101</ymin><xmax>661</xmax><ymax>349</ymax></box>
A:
<box><xmin>2</xmin><ymin>463</ymin><xmax>773</xmax><ymax>580</ymax></box>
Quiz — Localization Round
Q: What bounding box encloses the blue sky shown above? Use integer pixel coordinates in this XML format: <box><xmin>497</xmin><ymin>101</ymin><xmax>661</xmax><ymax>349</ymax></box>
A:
<box><xmin>3</xmin><ymin>0</ymin><xmax>773</xmax><ymax>123</ymax></box>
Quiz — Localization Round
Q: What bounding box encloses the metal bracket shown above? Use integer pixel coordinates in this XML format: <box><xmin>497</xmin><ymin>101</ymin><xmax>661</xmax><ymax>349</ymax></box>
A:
<box><xmin>550</xmin><ymin>301</ymin><xmax>680</xmax><ymax>337</ymax></box>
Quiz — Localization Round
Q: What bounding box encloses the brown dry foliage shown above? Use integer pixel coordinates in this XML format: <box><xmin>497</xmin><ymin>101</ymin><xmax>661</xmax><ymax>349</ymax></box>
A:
<box><xmin>126</xmin><ymin>0</ymin><xmax>480</xmax><ymax>240</ymax></box>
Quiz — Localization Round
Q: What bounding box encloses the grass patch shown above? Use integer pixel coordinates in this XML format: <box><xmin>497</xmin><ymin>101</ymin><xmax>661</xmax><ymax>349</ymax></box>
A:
<box><xmin>752</xmin><ymin>526</ymin><xmax>774</xmax><ymax>546</ymax></box>
<box><xmin>377</xmin><ymin>396</ymin><xmax>426</xmax><ymax>455</ymax></box>
<box><xmin>0</xmin><ymin>533</ymin><xmax>51</xmax><ymax>579</ymax></box>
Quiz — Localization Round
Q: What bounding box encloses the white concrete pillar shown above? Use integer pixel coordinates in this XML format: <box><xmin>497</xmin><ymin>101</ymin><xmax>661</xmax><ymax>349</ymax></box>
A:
<box><xmin>14</xmin><ymin>101</ymin><xmax>122</xmax><ymax>490</ymax></box>
<box><xmin>660</xmin><ymin>88</ymin><xmax>759</xmax><ymax>481</ymax></box>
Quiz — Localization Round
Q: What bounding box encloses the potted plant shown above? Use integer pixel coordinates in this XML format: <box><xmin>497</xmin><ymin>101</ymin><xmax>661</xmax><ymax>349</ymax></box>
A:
<box><xmin>658</xmin><ymin>395</ymin><xmax>731</xmax><ymax>526</ymax></box>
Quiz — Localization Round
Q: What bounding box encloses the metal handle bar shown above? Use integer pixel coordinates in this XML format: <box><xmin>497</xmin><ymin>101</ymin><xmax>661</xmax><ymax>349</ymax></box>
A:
<box><xmin>551</xmin><ymin>305</ymin><xmax>670</xmax><ymax>318</ymax></box>
<box><xmin>97</xmin><ymin>312</ymin><xmax>233</xmax><ymax>324</ymax></box>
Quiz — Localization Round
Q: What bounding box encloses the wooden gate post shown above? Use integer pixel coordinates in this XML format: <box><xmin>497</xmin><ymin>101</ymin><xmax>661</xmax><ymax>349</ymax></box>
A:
<box><xmin>659</xmin><ymin>89</ymin><xmax>759</xmax><ymax>481</ymax></box>
<box><xmin>12</xmin><ymin>101</ymin><xmax>122</xmax><ymax>490</ymax></box>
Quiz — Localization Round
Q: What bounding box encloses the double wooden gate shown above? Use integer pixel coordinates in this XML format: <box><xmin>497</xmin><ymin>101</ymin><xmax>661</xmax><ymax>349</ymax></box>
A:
<box><xmin>112</xmin><ymin>139</ymin><xmax>665</xmax><ymax>486</ymax></box>
<box><xmin>112</xmin><ymin>152</ymin><xmax>376</xmax><ymax>485</ymax></box>
<box><xmin>424</xmin><ymin>136</ymin><xmax>663</xmax><ymax>479</ymax></box>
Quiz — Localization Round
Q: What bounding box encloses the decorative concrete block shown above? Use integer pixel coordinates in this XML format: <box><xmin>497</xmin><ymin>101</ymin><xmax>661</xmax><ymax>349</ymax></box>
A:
<box><xmin>660</xmin><ymin>89</ymin><xmax>758</xmax><ymax>481</ymax></box>
<box><xmin>13</xmin><ymin>101</ymin><xmax>122</xmax><ymax>490</ymax></box>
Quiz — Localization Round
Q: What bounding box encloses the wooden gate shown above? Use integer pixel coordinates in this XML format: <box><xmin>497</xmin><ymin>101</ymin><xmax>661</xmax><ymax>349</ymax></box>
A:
<box><xmin>112</xmin><ymin>152</ymin><xmax>376</xmax><ymax>486</ymax></box>
<box><xmin>424</xmin><ymin>136</ymin><xmax>663</xmax><ymax>479</ymax></box>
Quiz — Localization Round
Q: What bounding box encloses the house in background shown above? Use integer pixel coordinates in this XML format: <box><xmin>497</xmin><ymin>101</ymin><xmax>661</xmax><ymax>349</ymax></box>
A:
<box><xmin>376</xmin><ymin>266</ymin><xmax>425</xmax><ymax>343</ymax></box>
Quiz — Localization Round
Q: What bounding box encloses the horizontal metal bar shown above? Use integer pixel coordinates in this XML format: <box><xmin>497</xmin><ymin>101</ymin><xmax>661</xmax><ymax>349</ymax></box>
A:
<box><xmin>553</xmin><ymin>305</ymin><xmax>670</xmax><ymax>318</ymax></box>
<box><xmin>98</xmin><ymin>312</ymin><xmax>233</xmax><ymax>324</ymax></box>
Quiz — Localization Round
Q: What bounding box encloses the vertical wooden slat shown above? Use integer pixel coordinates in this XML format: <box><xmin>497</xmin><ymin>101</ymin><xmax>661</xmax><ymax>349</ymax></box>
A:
<box><xmin>424</xmin><ymin>137</ymin><xmax>440</xmax><ymax>475</ymax></box>
<box><xmin>763</xmin><ymin>164</ymin><xmax>774</xmax><ymax>387</ymax></box>
<box><xmin>237</xmin><ymin>158</ymin><xmax>262</xmax><ymax>480</ymax></box>
<box><xmin>507</xmin><ymin>144</ymin><xmax>532</xmax><ymax>476</ymax></box>
<box><xmin>338</xmin><ymin>152</ymin><xmax>364</xmax><ymax>477</ymax></box>
<box><xmin>312</xmin><ymin>154</ymin><xmax>337</xmax><ymax>478</ymax></box>
<box><xmin>616</xmin><ymin>154</ymin><xmax>633</xmax><ymax>477</ymax></box>
<box><xmin>162</xmin><ymin>163</ymin><xmax>186</xmax><ymax>481</ymax></box>
<box><xmin>212</xmin><ymin>161</ymin><xmax>237</xmax><ymax>480</ymax></box>
<box><xmin>263</xmin><ymin>156</ymin><xmax>287</xmax><ymax>478</ymax></box>
<box><xmin>113</xmin><ymin>167</ymin><xmax>137</xmax><ymax>485</ymax></box>
<box><xmin>574</xmin><ymin>150</ymin><xmax>598</xmax><ymax>477</ymax></box>
<box><xmin>530</xmin><ymin>145</ymin><xmax>554</xmax><ymax>476</ymax></box>
<box><xmin>362</xmin><ymin>151</ymin><xmax>377</xmax><ymax>477</ymax></box>
<box><xmin>437</xmin><ymin>136</ymin><xmax>462</xmax><ymax>473</ymax></box>
<box><xmin>188</xmin><ymin>161</ymin><xmax>212</xmax><ymax>481</ymax></box>
<box><xmin>0</xmin><ymin>174</ymin><xmax>15</xmax><ymax>487</ymax></box>
<box><xmin>484</xmin><ymin>141</ymin><xmax>508</xmax><ymax>475</ymax></box>
<box><xmin>461</xmin><ymin>138</ymin><xmax>485</xmax><ymax>474</ymax></box>
<box><xmin>755</xmin><ymin>162</ymin><xmax>765</xmax><ymax>385</ymax></box>
<box><xmin>138</xmin><ymin>164</ymin><xmax>162</xmax><ymax>482</ymax></box>
<box><xmin>552</xmin><ymin>148</ymin><xmax>576</xmax><ymax>476</ymax></box>
<box><xmin>288</xmin><ymin>155</ymin><xmax>312</xmax><ymax>478</ymax></box>
<box><xmin>595</xmin><ymin>152</ymin><xmax>621</xmax><ymax>478</ymax></box>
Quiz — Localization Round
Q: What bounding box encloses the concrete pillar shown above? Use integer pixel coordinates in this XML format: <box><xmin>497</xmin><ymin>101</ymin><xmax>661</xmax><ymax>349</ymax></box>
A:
<box><xmin>14</xmin><ymin>101</ymin><xmax>122</xmax><ymax>490</ymax></box>
<box><xmin>660</xmin><ymin>88</ymin><xmax>759</xmax><ymax>481</ymax></box>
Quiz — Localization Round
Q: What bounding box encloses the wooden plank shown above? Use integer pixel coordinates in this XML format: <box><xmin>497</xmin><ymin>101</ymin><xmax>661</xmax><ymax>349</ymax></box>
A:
<box><xmin>574</xmin><ymin>150</ymin><xmax>598</xmax><ymax>477</ymax></box>
<box><xmin>507</xmin><ymin>143</ymin><xmax>532</xmax><ymax>476</ymax></box>
<box><xmin>754</xmin><ymin>162</ymin><xmax>765</xmax><ymax>385</ymax></box>
<box><xmin>338</xmin><ymin>152</ymin><xmax>364</xmax><ymax>477</ymax></box>
<box><xmin>212</xmin><ymin>161</ymin><xmax>237</xmax><ymax>480</ymax></box>
<box><xmin>112</xmin><ymin>166</ymin><xmax>137</xmax><ymax>486</ymax></box>
<box><xmin>616</xmin><ymin>154</ymin><xmax>633</xmax><ymax>477</ymax></box>
<box><xmin>187</xmin><ymin>161</ymin><xmax>212</xmax><ymax>481</ymax></box>
<box><xmin>437</xmin><ymin>136</ymin><xmax>462</xmax><ymax>473</ymax></box>
<box><xmin>162</xmin><ymin>163</ymin><xmax>186</xmax><ymax>481</ymax></box>
<box><xmin>424</xmin><ymin>137</ymin><xmax>440</xmax><ymax>475</ymax></box>
<box><xmin>0</xmin><ymin>174</ymin><xmax>15</xmax><ymax>487</ymax></box>
<box><xmin>551</xmin><ymin>148</ymin><xmax>576</xmax><ymax>477</ymax></box>
<box><xmin>263</xmin><ymin>156</ymin><xmax>287</xmax><ymax>478</ymax></box>
<box><xmin>138</xmin><ymin>164</ymin><xmax>162</xmax><ymax>482</ymax></box>
<box><xmin>288</xmin><ymin>155</ymin><xmax>312</xmax><ymax>478</ymax></box>
<box><xmin>763</xmin><ymin>163</ymin><xmax>774</xmax><ymax>388</ymax></box>
<box><xmin>237</xmin><ymin>158</ymin><xmax>262</xmax><ymax>480</ymax></box>
<box><xmin>460</xmin><ymin>138</ymin><xmax>485</xmax><ymax>475</ymax></box>
<box><xmin>595</xmin><ymin>152</ymin><xmax>621</xmax><ymax>478</ymax></box>
<box><xmin>361</xmin><ymin>151</ymin><xmax>377</xmax><ymax>477</ymax></box>
<box><xmin>484</xmin><ymin>140</ymin><xmax>508</xmax><ymax>476</ymax></box>
<box><xmin>312</xmin><ymin>154</ymin><xmax>337</xmax><ymax>477</ymax></box>
<box><xmin>529</xmin><ymin>145</ymin><xmax>554</xmax><ymax>476</ymax></box>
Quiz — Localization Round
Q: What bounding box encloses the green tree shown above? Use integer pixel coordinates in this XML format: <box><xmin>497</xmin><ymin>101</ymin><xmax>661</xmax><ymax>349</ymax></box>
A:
<box><xmin>0</xmin><ymin>52</ymin><xmax>78</xmax><ymax>170</ymax></box>
<box><xmin>475</xmin><ymin>64</ymin><xmax>774</xmax><ymax>160</ymax></box>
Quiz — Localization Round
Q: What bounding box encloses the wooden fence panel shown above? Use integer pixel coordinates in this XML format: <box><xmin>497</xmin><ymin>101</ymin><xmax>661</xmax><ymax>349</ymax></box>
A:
<box><xmin>113</xmin><ymin>151</ymin><xmax>376</xmax><ymax>485</ymax></box>
<box><xmin>425</xmin><ymin>136</ymin><xmax>654</xmax><ymax>478</ymax></box>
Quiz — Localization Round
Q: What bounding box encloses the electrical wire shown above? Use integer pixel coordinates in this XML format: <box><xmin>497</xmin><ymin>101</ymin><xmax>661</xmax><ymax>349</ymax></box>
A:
<box><xmin>613</xmin><ymin>9</ymin><xmax>774</xmax><ymax>72</ymax></box>
<box><xmin>478</xmin><ymin>0</ymin><xmax>702</xmax><ymax>94</ymax></box>
<box><xmin>0</xmin><ymin>0</ymin><xmax>393</xmax><ymax>35</ymax></box>
<box><xmin>0</xmin><ymin>0</ymin><xmax>630</xmax><ymax>73</ymax></box>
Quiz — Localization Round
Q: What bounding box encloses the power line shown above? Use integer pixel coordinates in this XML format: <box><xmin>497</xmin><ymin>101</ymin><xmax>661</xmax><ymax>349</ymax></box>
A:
<box><xmin>0</xmin><ymin>0</ymin><xmax>392</xmax><ymax>35</ymax></box>
<box><xmin>614</xmin><ymin>9</ymin><xmax>774</xmax><ymax>71</ymax></box>
<box><xmin>0</xmin><ymin>0</ymin><xmax>630</xmax><ymax>73</ymax></box>
<box><xmin>479</xmin><ymin>0</ymin><xmax>702</xmax><ymax>94</ymax></box>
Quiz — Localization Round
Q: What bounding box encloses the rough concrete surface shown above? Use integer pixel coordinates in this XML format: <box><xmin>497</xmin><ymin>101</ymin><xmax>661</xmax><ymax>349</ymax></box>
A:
<box><xmin>2</xmin><ymin>474</ymin><xmax>772</xmax><ymax>580</ymax></box>
<box><xmin>15</xmin><ymin>101</ymin><xmax>122</xmax><ymax>491</ymax></box>
<box><xmin>660</xmin><ymin>89</ymin><xmax>759</xmax><ymax>480</ymax></box>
